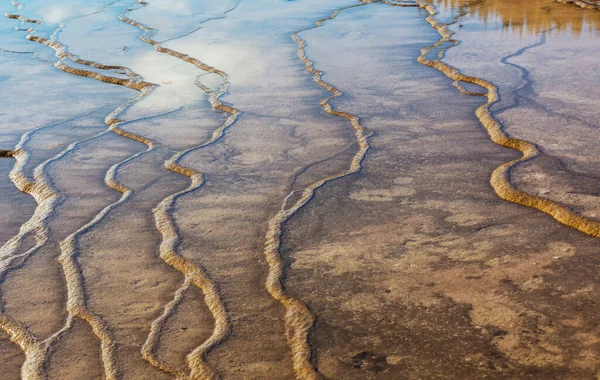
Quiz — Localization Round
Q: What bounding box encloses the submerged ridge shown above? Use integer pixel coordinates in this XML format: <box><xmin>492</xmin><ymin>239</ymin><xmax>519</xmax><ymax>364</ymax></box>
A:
<box><xmin>0</xmin><ymin>117</ymin><xmax>116</xmax><ymax>380</ymax></box>
<box><xmin>142</xmin><ymin>278</ymin><xmax>192</xmax><ymax>379</ymax></box>
<box><xmin>408</xmin><ymin>0</ymin><xmax>600</xmax><ymax>237</ymax></box>
<box><xmin>276</xmin><ymin>3</ymin><xmax>423</xmax><ymax>377</ymax></box>
<box><xmin>5</xmin><ymin>13</ymin><xmax>42</xmax><ymax>25</ymax></box>
<box><xmin>56</xmin><ymin>95</ymin><xmax>158</xmax><ymax>380</ymax></box>
<box><xmin>0</xmin><ymin>106</ymin><xmax>109</xmax><ymax>281</ymax></box>
<box><xmin>31</xmin><ymin>26</ymin><xmax>156</xmax><ymax>380</ymax></box>
<box><xmin>2</xmin><ymin>7</ymin><xmax>159</xmax><ymax>379</ymax></box>
<box><xmin>264</xmin><ymin>2</ymin><xmax>421</xmax><ymax>377</ymax></box>
<box><xmin>0</xmin><ymin>103</ymin><xmax>167</xmax><ymax>380</ymax></box>
<box><xmin>5</xmin><ymin>0</ymin><xmax>600</xmax><ymax>378</ymax></box>
<box><xmin>27</xmin><ymin>36</ymin><xmax>151</xmax><ymax>92</ymax></box>
<box><xmin>119</xmin><ymin>1</ymin><xmax>241</xmax><ymax>378</ymax></box>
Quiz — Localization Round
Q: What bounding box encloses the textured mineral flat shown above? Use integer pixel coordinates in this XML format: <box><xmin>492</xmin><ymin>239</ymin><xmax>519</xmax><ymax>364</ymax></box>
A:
<box><xmin>1</xmin><ymin>0</ymin><xmax>599</xmax><ymax>379</ymax></box>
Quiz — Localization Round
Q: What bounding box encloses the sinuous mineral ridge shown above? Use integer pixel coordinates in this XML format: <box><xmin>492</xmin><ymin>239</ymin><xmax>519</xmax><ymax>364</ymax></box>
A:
<box><xmin>1</xmin><ymin>0</ymin><xmax>600</xmax><ymax>379</ymax></box>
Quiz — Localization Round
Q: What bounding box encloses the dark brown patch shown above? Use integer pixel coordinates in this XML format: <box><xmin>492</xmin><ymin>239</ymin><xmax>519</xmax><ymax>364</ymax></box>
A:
<box><xmin>351</xmin><ymin>351</ymin><xmax>388</xmax><ymax>372</ymax></box>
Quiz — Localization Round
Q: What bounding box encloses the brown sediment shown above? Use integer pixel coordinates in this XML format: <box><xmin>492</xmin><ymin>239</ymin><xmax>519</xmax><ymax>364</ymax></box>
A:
<box><xmin>0</xmin><ymin>123</ymin><xmax>121</xmax><ymax>380</ymax></box>
<box><xmin>5</xmin><ymin>13</ymin><xmax>42</xmax><ymax>24</ymax></box>
<box><xmin>145</xmin><ymin>111</ymin><xmax>238</xmax><ymax>379</ymax></box>
<box><xmin>405</xmin><ymin>0</ymin><xmax>600</xmax><ymax>237</ymax></box>
<box><xmin>274</xmin><ymin>3</ymin><xmax>425</xmax><ymax>376</ymax></box>
<box><xmin>0</xmin><ymin>108</ymin><xmax>123</xmax><ymax>378</ymax></box>
<box><xmin>55</xmin><ymin>127</ymin><xmax>154</xmax><ymax>380</ymax></box>
<box><xmin>7</xmin><ymin>3</ymin><xmax>236</xmax><ymax>378</ymax></box>
<box><xmin>0</xmin><ymin>314</ymin><xmax>47</xmax><ymax>379</ymax></box>
<box><xmin>0</xmin><ymin>141</ymin><xmax>56</xmax><ymax>380</ymax></box>
<box><xmin>150</xmin><ymin>173</ymin><xmax>228</xmax><ymax>380</ymax></box>
<box><xmin>261</xmin><ymin>2</ymin><xmax>424</xmax><ymax>377</ymax></box>
<box><xmin>27</xmin><ymin>36</ymin><xmax>151</xmax><ymax>91</ymax></box>
<box><xmin>3</xmin><ymin>120</ymin><xmax>149</xmax><ymax>379</ymax></box>
<box><xmin>42</xmin><ymin>104</ymin><xmax>193</xmax><ymax>380</ymax></box>
<box><xmin>141</xmin><ymin>278</ymin><xmax>191</xmax><ymax>378</ymax></box>
<box><xmin>119</xmin><ymin>2</ymin><xmax>242</xmax><ymax>378</ymax></box>
<box><xmin>0</xmin><ymin>106</ymin><xmax>117</xmax><ymax>282</ymax></box>
<box><xmin>1</xmin><ymin>10</ymin><xmax>161</xmax><ymax>379</ymax></box>
<box><xmin>47</xmin><ymin>62</ymin><xmax>154</xmax><ymax>380</ymax></box>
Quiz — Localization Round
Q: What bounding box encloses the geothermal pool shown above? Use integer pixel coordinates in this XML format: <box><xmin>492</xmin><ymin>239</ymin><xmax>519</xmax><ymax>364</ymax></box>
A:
<box><xmin>1</xmin><ymin>0</ymin><xmax>600</xmax><ymax>378</ymax></box>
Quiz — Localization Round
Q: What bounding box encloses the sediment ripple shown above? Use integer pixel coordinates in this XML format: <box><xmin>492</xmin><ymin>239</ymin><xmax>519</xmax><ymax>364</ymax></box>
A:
<box><xmin>0</xmin><ymin>119</ymin><xmax>115</xmax><ymax>380</ymax></box>
<box><xmin>0</xmin><ymin>106</ymin><xmax>108</xmax><ymax>281</ymax></box>
<box><xmin>2</xmin><ymin>6</ymin><xmax>159</xmax><ymax>378</ymax></box>
<box><xmin>6</xmin><ymin>0</ymin><xmax>600</xmax><ymax>378</ymax></box>
<box><xmin>407</xmin><ymin>0</ymin><xmax>600</xmax><ymax>237</ymax></box>
<box><xmin>29</xmin><ymin>26</ymin><xmax>156</xmax><ymax>380</ymax></box>
<box><xmin>119</xmin><ymin>2</ymin><xmax>241</xmax><ymax>378</ymax></box>
<box><xmin>261</xmin><ymin>2</ymin><xmax>421</xmax><ymax>377</ymax></box>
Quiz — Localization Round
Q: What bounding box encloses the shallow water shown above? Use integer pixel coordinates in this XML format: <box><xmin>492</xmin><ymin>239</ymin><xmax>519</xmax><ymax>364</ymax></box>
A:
<box><xmin>1</xmin><ymin>0</ymin><xmax>600</xmax><ymax>379</ymax></box>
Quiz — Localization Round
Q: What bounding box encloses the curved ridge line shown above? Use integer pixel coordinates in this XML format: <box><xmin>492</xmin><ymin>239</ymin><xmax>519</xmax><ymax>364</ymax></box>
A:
<box><xmin>29</xmin><ymin>26</ymin><xmax>156</xmax><ymax>380</ymax></box>
<box><xmin>141</xmin><ymin>278</ymin><xmax>191</xmax><ymax>379</ymax></box>
<box><xmin>410</xmin><ymin>1</ymin><xmax>483</xmax><ymax>94</ymax></box>
<box><xmin>5</xmin><ymin>8</ymin><xmax>149</xmax><ymax>90</ymax></box>
<box><xmin>149</xmin><ymin>171</ymin><xmax>226</xmax><ymax>380</ymax></box>
<box><xmin>120</xmin><ymin>1</ymin><xmax>242</xmax><ymax>378</ymax></box>
<box><xmin>407</xmin><ymin>0</ymin><xmax>600</xmax><ymax>237</ymax></box>
<box><xmin>27</xmin><ymin>35</ymin><xmax>150</xmax><ymax>91</ymax></box>
<box><xmin>48</xmin><ymin>97</ymin><xmax>182</xmax><ymax>380</ymax></box>
<box><xmin>3</xmin><ymin>7</ymin><xmax>160</xmax><ymax>378</ymax></box>
<box><xmin>0</xmin><ymin>125</ymin><xmax>104</xmax><ymax>378</ymax></box>
<box><xmin>57</xmin><ymin>112</ymin><xmax>156</xmax><ymax>380</ymax></box>
<box><xmin>0</xmin><ymin>48</ymin><xmax>35</xmax><ymax>54</ymax></box>
<box><xmin>0</xmin><ymin>314</ymin><xmax>47</xmax><ymax>379</ymax></box>
<box><xmin>5</xmin><ymin>13</ymin><xmax>41</xmax><ymax>24</ymax></box>
<box><xmin>490</xmin><ymin>29</ymin><xmax>600</xmax><ymax>184</ymax></box>
<box><xmin>0</xmin><ymin>106</ymin><xmax>109</xmax><ymax>279</ymax></box>
<box><xmin>0</xmin><ymin>125</ymin><xmax>115</xmax><ymax>379</ymax></box>
<box><xmin>0</xmin><ymin>100</ymin><xmax>174</xmax><ymax>282</ymax></box>
<box><xmin>284</xmin><ymin>144</ymin><xmax>355</xmax><ymax>210</ymax></box>
<box><xmin>265</xmin><ymin>2</ymin><xmax>397</xmax><ymax>378</ymax></box>
<box><xmin>490</xmin><ymin>27</ymin><xmax>600</xmax><ymax>142</ymax></box>
<box><xmin>556</xmin><ymin>0</ymin><xmax>600</xmax><ymax>9</ymax></box>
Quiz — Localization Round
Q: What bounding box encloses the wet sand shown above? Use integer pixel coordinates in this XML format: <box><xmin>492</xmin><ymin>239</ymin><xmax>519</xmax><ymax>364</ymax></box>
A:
<box><xmin>1</xmin><ymin>0</ymin><xmax>600</xmax><ymax>379</ymax></box>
